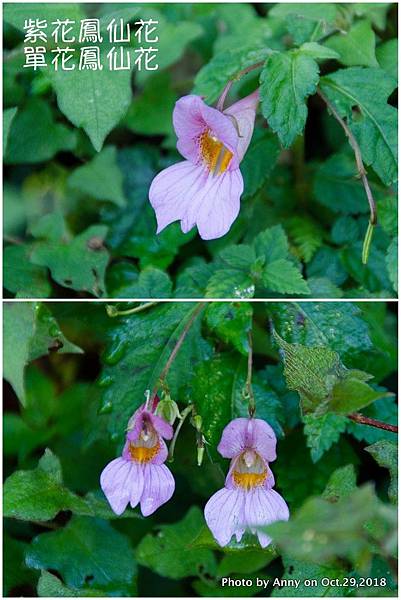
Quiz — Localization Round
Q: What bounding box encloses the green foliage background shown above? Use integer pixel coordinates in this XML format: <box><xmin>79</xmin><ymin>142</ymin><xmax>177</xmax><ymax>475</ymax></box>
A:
<box><xmin>3</xmin><ymin>300</ymin><xmax>398</xmax><ymax>597</ymax></box>
<box><xmin>3</xmin><ymin>2</ymin><xmax>398</xmax><ymax>299</ymax></box>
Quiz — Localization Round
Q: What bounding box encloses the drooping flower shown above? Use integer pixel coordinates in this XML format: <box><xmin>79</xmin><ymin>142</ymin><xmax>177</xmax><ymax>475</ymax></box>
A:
<box><xmin>100</xmin><ymin>403</ymin><xmax>175</xmax><ymax>516</ymax></box>
<box><xmin>204</xmin><ymin>418</ymin><xmax>289</xmax><ymax>548</ymax></box>
<box><xmin>149</xmin><ymin>90</ymin><xmax>259</xmax><ymax>241</ymax></box>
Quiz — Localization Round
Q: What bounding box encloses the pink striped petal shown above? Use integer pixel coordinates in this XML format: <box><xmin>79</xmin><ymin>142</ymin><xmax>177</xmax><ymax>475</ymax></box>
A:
<box><xmin>204</xmin><ymin>487</ymin><xmax>246</xmax><ymax>546</ymax></box>
<box><xmin>244</xmin><ymin>488</ymin><xmax>289</xmax><ymax>548</ymax></box>
<box><xmin>140</xmin><ymin>463</ymin><xmax>175</xmax><ymax>516</ymax></box>
<box><xmin>100</xmin><ymin>457</ymin><xmax>134</xmax><ymax>516</ymax></box>
<box><xmin>224</xmin><ymin>90</ymin><xmax>259</xmax><ymax>163</ymax></box>
<box><xmin>218</xmin><ymin>418</ymin><xmax>277</xmax><ymax>462</ymax></box>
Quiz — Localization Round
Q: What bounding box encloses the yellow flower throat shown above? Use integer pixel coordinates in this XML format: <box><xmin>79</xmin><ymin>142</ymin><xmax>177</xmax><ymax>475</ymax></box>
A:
<box><xmin>199</xmin><ymin>130</ymin><xmax>233</xmax><ymax>175</ymax></box>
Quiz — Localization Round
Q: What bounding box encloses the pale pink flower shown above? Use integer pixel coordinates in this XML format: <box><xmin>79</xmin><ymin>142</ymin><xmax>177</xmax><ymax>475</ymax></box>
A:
<box><xmin>100</xmin><ymin>403</ymin><xmax>175</xmax><ymax>516</ymax></box>
<box><xmin>204</xmin><ymin>418</ymin><xmax>289</xmax><ymax>547</ymax></box>
<box><xmin>149</xmin><ymin>90</ymin><xmax>259</xmax><ymax>240</ymax></box>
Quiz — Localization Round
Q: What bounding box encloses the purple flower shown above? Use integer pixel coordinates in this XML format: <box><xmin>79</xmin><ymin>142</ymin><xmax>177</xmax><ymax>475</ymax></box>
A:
<box><xmin>204</xmin><ymin>418</ymin><xmax>289</xmax><ymax>548</ymax></box>
<box><xmin>100</xmin><ymin>403</ymin><xmax>175</xmax><ymax>516</ymax></box>
<box><xmin>149</xmin><ymin>90</ymin><xmax>259</xmax><ymax>240</ymax></box>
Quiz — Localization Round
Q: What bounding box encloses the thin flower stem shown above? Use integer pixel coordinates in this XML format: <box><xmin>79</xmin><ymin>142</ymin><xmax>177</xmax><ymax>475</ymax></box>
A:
<box><xmin>316</xmin><ymin>87</ymin><xmax>377</xmax><ymax>263</ymax></box>
<box><xmin>246</xmin><ymin>330</ymin><xmax>256</xmax><ymax>418</ymax></box>
<box><xmin>216</xmin><ymin>60</ymin><xmax>265</xmax><ymax>111</ymax></box>
<box><xmin>150</xmin><ymin>302</ymin><xmax>206</xmax><ymax>402</ymax></box>
<box><xmin>348</xmin><ymin>413</ymin><xmax>398</xmax><ymax>433</ymax></box>
<box><xmin>168</xmin><ymin>405</ymin><xmax>193</xmax><ymax>461</ymax></box>
<box><xmin>106</xmin><ymin>301</ymin><xmax>159</xmax><ymax>317</ymax></box>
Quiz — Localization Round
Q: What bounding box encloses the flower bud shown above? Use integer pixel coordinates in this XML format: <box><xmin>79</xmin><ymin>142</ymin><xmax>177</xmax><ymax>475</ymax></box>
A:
<box><xmin>155</xmin><ymin>397</ymin><xmax>181</xmax><ymax>425</ymax></box>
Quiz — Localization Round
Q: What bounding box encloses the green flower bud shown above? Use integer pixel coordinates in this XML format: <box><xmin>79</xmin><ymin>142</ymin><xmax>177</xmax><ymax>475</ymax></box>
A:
<box><xmin>155</xmin><ymin>398</ymin><xmax>181</xmax><ymax>425</ymax></box>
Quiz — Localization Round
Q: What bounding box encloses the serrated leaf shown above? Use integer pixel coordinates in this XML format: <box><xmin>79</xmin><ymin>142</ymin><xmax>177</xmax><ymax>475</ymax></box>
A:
<box><xmin>241</xmin><ymin>129</ymin><xmax>281</xmax><ymax>198</ymax></box>
<box><xmin>325</xmin><ymin>20</ymin><xmax>378</xmax><ymax>67</ymax></box>
<box><xmin>273</xmin><ymin>558</ymin><xmax>348</xmax><ymax>597</ymax></box>
<box><xmin>262</xmin><ymin>259</ymin><xmax>310</xmax><ymax>295</ymax></box>
<box><xmin>31</xmin><ymin>223</ymin><xmax>109</xmax><ymax>297</ymax></box>
<box><xmin>270</xmin><ymin>3</ymin><xmax>339</xmax><ymax>45</ymax></box>
<box><xmin>303</xmin><ymin>413</ymin><xmax>348</xmax><ymax>462</ymax></box>
<box><xmin>205</xmin><ymin>302</ymin><xmax>252</xmax><ymax>355</ymax></box>
<box><xmin>3</xmin><ymin>302</ymin><xmax>82</xmax><ymax>404</ymax></box>
<box><xmin>253</xmin><ymin>224</ymin><xmax>289</xmax><ymax>262</ymax></box>
<box><xmin>136</xmin><ymin>506</ymin><xmax>216</xmax><ymax>579</ymax></box>
<box><xmin>49</xmin><ymin>45</ymin><xmax>132</xmax><ymax>152</ymax></box>
<box><xmin>322</xmin><ymin>464</ymin><xmax>357</xmax><ymax>502</ymax></box>
<box><xmin>329</xmin><ymin>376</ymin><xmax>389</xmax><ymax>414</ymax></box>
<box><xmin>260</xmin><ymin>49</ymin><xmax>319</xmax><ymax>147</ymax></box>
<box><xmin>4</xmin><ymin>449</ymin><xmax>91</xmax><ymax>521</ymax></box>
<box><xmin>99</xmin><ymin>302</ymin><xmax>210</xmax><ymax>440</ymax></box>
<box><xmin>286</xmin><ymin>215</ymin><xmax>324</xmax><ymax>262</ymax></box>
<box><xmin>26</xmin><ymin>516</ymin><xmax>137</xmax><ymax>592</ymax></box>
<box><xmin>37</xmin><ymin>571</ymin><xmax>103</xmax><ymax>598</ymax></box>
<box><xmin>376</xmin><ymin>39</ymin><xmax>398</xmax><ymax>80</ymax></box>
<box><xmin>68</xmin><ymin>146</ymin><xmax>126</xmax><ymax>207</ymax></box>
<box><xmin>108</xmin><ymin>266</ymin><xmax>172</xmax><ymax>298</ymax></box>
<box><xmin>365</xmin><ymin>441</ymin><xmax>397</xmax><ymax>503</ymax></box>
<box><xmin>5</xmin><ymin>98</ymin><xmax>76</xmax><ymax>164</ymax></box>
<box><xmin>194</xmin><ymin>47</ymin><xmax>269</xmax><ymax>103</ymax></box>
<box><xmin>299</xmin><ymin>42</ymin><xmax>340</xmax><ymax>60</ymax></box>
<box><xmin>320</xmin><ymin>67</ymin><xmax>397</xmax><ymax>185</ymax></box>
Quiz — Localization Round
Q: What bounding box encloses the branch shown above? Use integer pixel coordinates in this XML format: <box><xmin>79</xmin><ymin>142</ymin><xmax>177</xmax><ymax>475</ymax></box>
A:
<box><xmin>348</xmin><ymin>413</ymin><xmax>398</xmax><ymax>433</ymax></box>
<box><xmin>150</xmin><ymin>302</ymin><xmax>206</xmax><ymax>402</ymax></box>
<box><xmin>216</xmin><ymin>60</ymin><xmax>265</xmax><ymax>111</ymax></box>
<box><xmin>106</xmin><ymin>301</ymin><xmax>159</xmax><ymax>317</ymax></box>
<box><xmin>317</xmin><ymin>88</ymin><xmax>377</xmax><ymax>264</ymax></box>
<box><xmin>245</xmin><ymin>330</ymin><xmax>256</xmax><ymax>418</ymax></box>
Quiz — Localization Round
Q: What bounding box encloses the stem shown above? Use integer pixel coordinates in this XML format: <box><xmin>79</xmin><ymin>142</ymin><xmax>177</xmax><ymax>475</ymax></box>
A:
<box><xmin>317</xmin><ymin>88</ymin><xmax>377</xmax><ymax>263</ymax></box>
<box><xmin>150</xmin><ymin>302</ymin><xmax>206</xmax><ymax>402</ymax></box>
<box><xmin>216</xmin><ymin>60</ymin><xmax>265</xmax><ymax>111</ymax></box>
<box><xmin>246</xmin><ymin>330</ymin><xmax>256</xmax><ymax>418</ymax></box>
<box><xmin>168</xmin><ymin>405</ymin><xmax>193</xmax><ymax>461</ymax></box>
<box><xmin>106</xmin><ymin>301</ymin><xmax>159</xmax><ymax>317</ymax></box>
<box><xmin>348</xmin><ymin>413</ymin><xmax>398</xmax><ymax>433</ymax></box>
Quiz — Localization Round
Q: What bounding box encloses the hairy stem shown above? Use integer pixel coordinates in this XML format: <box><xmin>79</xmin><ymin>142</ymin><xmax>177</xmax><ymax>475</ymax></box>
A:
<box><xmin>216</xmin><ymin>60</ymin><xmax>265</xmax><ymax>111</ymax></box>
<box><xmin>246</xmin><ymin>330</ymin><xmax>256</xmax><ymax>418</ymax></box>
<box><xmin>348</xmin><ymin>413</ymin><xmax>398</xmax><ymax>433</ymax></box>
<box><xmin>150</xmin><ymin>302</ymin><xmax>206</xmax><ymax>402</ymax></box>
<box><xmin>317</xmin><ymin>88</ymin><xmax>377</xmax><ymax>264</ymax></box>
<box><xmin>106</xmin><ymin>301</ymin><xmax>159</xmax><ymax>317</ymax></box>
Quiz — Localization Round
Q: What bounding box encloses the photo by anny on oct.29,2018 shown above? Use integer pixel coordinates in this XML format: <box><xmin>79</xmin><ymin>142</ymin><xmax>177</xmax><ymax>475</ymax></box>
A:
<box><xmin>3</xmin><ymin>300</ymin><xmax>398</xmax><ymax>597</ymax></box>
<box><xmin>3</xmin><ymin>2</ymin><xmax>398</xmax><ymax>300</ymax></box>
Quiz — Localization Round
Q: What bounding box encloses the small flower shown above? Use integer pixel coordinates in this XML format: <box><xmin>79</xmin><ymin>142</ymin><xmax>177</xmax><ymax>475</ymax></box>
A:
<box><xmin>149</xmin><ymin>90</ymin><xmax>259</xmax><ymax>241</ymax></box>
<box><xmin>100</xmin><ymin>403</ymin><xmax>175</xmax><ymax>516</ymax></box>
<box><xmin>204</xmin><ymin>418</ymin><xmax>289</xmax><ymax>548</ymax></box>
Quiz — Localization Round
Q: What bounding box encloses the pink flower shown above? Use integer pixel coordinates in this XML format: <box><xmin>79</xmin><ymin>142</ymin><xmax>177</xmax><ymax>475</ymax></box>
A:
<box><xmin>149</xmin><ymin>90</ymin><xmax>259</xmax><ymax>240</ymax></box>
<box><xmin>204</xmin><ymin>418</ymin><xmax>289</xmax><ymax>548</ymax></box>
<box><xmin>100</xmin><ymin>404</ymin><xmax>175</xmax><ymax>516</ymax></box>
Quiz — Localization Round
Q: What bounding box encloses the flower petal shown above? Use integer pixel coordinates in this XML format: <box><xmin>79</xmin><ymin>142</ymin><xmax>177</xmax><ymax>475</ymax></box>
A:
<box><xmin>100</xmin><ymin>457</ymin><xmax>133</xmax><ymax>516</ymax></box>
<box><xmin>129</xmin><ymin>462</ymin><xmax>145</xmax><ymax>509</ymax></box>
<box><xmin>217</xmin><ymin>418</ymin><xmax>277</xmax><ymax>462</ymax></box>
<box><xmin>200</xmin><ymin>103</ymin><xmax>239</xmax><ymax>162</ymax></box>
<box><xmin>140</xmin><ymin>464</ymin><xmax>175</xmax><ymax>516</ymax></box>
<box><xmin>149</xmin><ymin>161</ymin><xmax>206</xmax><ymax>234</ymax></box>
<box><xmin>173</xmin><ymin>95</ymin><xmax>206</xmax><ymax>141</ymax></box>
<box><xmin>188</xmin><ymin>168</ymin><xmax>243</xmax><ymax>241</ymax></box>
<box><xmin>204</xmin><ymin>487</ymin><xmax>245</xmax><ymax>546</ymax></box>
<box><xmin>224</xmin><ymin>90</ymin><xmax>259</xmax><ymax>163</ymax></box>
<box><xmin>244</xmin><ymin>487</ymin><xmax>289</xmax><ymax>548</ymax></box>
<box><xmin>149</xmin><ymin>413</ymin><xmax>173</xmax><ymax>440</ymax></box>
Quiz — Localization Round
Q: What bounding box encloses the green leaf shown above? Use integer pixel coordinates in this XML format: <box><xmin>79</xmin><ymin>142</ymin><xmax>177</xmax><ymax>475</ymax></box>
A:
<box><xmin>386</xmin><ymin>238</ymin><xmax>397</xmax><ymax>292</ymax></box>
<box><xmin>329</xmin><ymin>376</ymin><xmax>389</xmax><ymax>414</ymax></box>
<box><xmin>3</xmin><ymin>106</ymin><xmax>17</xmax><ymax>152</ymax></box>
<box><xmin>205</xmin><ymin>302</ymin><xmax>252</xmax><ymax>355</ymax></box>
<box><xmin>5</xmin><ymin>98</ymin><xmax>76</xmax><ymax>164</ymax></box>
<box><xmin>4</xmin><ymin>534</ymin><xmax>36</xmax><ymax>596</ymax></box>
<box><xmin>270</xmin><ymin>3</ymin><xmax>339</xmax><ymax>45</ymax></box>
<box><xmin>99</xmin><ymin>302</ymin><xmax>210</xmax><ymax>440</ymax></box>
<box><xmin>303</xmin><ymin>413</ymin><xmax>348</xmax><ymax>462</ymax></box>
<box><xmin>260</xmin><ymin>49</ymin><xmax>319</xmax><ymax>147</ymax></box>
<box><xmin>262</xmin><ymin>259</ymin><xmax>310</xmax><ymax>295</ymax></box>
<box><xmin>347</xmin><ymin>397</ymin><xmax>397</xmax><ymax>444</ymax></box>
<box><xmin>322</xmin><ymin>464</ymin><xmax>357</xmax><ymax>502</ymax></box>
<box><xmin>273</xmin><ymin>558</ymin><xmax>348</xmax><ymax>597</ymax></box>
<box><xmin>49</xmin><ymin>45</ymin><xmax>132</xmax><ymax>152</ymax></box>
<box><xmin>325</xmin><ymin>20</ymin><xmax>378</xmax><ymax>67</ymax></box>
<box><xmin>125</xmin><ymin>71</ymin><xmax>177</xmax><ymax>136</ymax></box>
<box><xmin>110</xmin><ymin>266</ymin><xmax>173</xmax><ymax>299</ymax></box>
<box><xmin>241</xmin><ymin>129</ymin><xmax>281</xmax><ymax>198</ymax></box>
<box><xmin>136</xmin><ymin>506</ymin><xmax>216</xmax><ymax>579</ymax></box>
<box><xmin>68</xmin><ymin>146</ymin><xmax>126</xmax><ymax>207</ymax></box>
<box><xmin>217</xmin><ymin>550</ymin><xmax>274</xmax><ymax>577</ymax></box>
<box><xmin>365</xmin><ymin>441</ymin><xmax>397</xmax><ymax>504</ymax></box>
<box><xmin>37</xmin><ymin>571</ymin><xmax>103</xmax><ymax>598</ymax></box>
<box><xmin>353</xmin><ymin>3</ymin><xmax>392</xmax><ymax>30</ymax></box>
<box><xmin>206</xmin><ymin>246</ymin><xmax>256</xmax><ymax>299</ymax></box>
<box><xmin>193</xmin><ymin>47</ymin><xmax>269</xmax><ymax>103</ymax></box>
<box><xmin>266</xmin><ymin>484</ymin><xmax>393</xmax><ymax>568</ymax></box>
<box><xmin>376</xmin><ymin>39</ymin><xmax>398</xmax><ymax>80</ymax></box>
<box><xmin>4</xmin><ymin>3</ymin><xmax>84</xmax><ymax>28</ymax></box>
<box><xmin>26</xmin><ymin>516</ymin><xmax>137</xmax><ymax>592</ymax></box>
<box><xmin>4</xmin><ymin>449</ymin><xmax>92</xmax><ymax>521</ymax></box>
<box><xmin>286</xmin><ymin>215</ymin><xmax>324</xmax><ymax>262</ymax></box>
<box><xmin>299</xmin><ymin>42</ymin><xmax>340</xmax><ymax>60</ymax></box>
<box><xmin>3</xmin><ymin>245</ymin><xmax>51</xmax><ymax>298</ymax></box>
<box><xmin>3</xmin><ymin>302</ymin><xmax>82</xmax><ymax>404</ymax></box>
<box><xmin>320</xmin><ymin>67</ymin><xmax>397</xmax><ymax>186</ymax></box>
<box><xmin>31</xmin><ymin>221</ymin><xmax>109</xmax><ymax>297</ymax></box>
<box><xmin>253</xmin><ymin>224</ymin><xmax>289</xmax><ymax>262</ymax></box>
